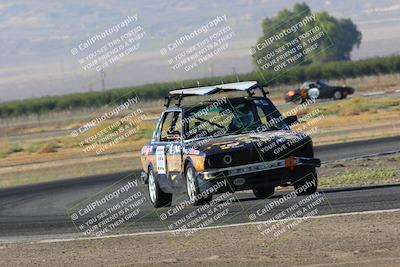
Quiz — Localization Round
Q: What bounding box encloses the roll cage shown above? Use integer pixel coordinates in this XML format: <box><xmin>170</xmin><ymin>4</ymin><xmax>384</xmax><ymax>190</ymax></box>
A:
<box><xmin>164</xmin><ymin>81</ymin><xmax>268</xmax><ymax>107</ymax></box>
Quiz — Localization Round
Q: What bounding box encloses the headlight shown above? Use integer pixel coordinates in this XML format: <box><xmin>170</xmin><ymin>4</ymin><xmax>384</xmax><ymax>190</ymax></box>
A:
<box><xmin>223</xmin><ymin>154</ymin><xmax>233</xmax><ymax>165</ymax></box>
<box><xmin>287</xmin><ymin>90</ymin><xmax>295</xmax><ymax>97</ymax></box>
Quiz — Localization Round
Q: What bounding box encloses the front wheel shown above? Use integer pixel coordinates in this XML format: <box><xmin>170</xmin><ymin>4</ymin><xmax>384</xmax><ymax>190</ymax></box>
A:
<box><xmin>185</xmin><ymin>164</ymin><xmax>212</xmax><ymax>205</ymax></box>
<box><xmin>148</xmin><ymin>168</ymin><xmax>172</xmax><ymax>208</ymax></box>
<box><xmin>253</xmin><ymin>187</ymin><xmax>275</xmax><ymax>199</ymax></box>
<box><xmin>293</xmin><ymin>171</ymin><xmax>318</xmax><ymax>195</ymax></box>
<box><xmin>293</xmin><ymin>96</ymin><xmax>304</xmax><ymax>105</ymax></box>
<box><xmin>333</xmin><ymin>90</ymin><xmax>343</xmax><ymax>100</ymax></box>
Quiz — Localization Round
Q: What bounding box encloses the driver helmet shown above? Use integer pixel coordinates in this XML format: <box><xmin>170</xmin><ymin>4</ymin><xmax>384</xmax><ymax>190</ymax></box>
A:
<box><xmin>232</xmin><ymin>105</ymin><xmax>255</xmax><ymax>128</ymax></box>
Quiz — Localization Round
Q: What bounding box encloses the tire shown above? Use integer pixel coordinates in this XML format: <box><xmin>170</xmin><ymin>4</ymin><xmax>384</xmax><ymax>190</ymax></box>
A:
<box><xmin>293</xmin><ymin>96</ymin><xmax>304</xmax><ymax>105</ymax></box>
<box><xmin>253</xmin><ymin>187</ymin><xmax>275</xmax><ymax>199</ymax></box>
<box><xmin>185</xmin><ymin>163</ymin><xmax>212</xmax><ymax>205</ymax></box>
<box><xmin>333</xmin><ymin>90</ymin><xmax>343</xmax><ymax>100</ymax></box>
<box><xmin>147</xmin><ymin>168</ymin><xmax>172</xmax><ymax>208</ymax></box>
<box><xmin>293</xmin><ymin>171</ymin><xmax>318</xmax><ymax>196</ymax></box>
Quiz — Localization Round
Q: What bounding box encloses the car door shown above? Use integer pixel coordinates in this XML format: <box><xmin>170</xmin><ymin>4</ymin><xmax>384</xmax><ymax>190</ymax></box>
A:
<box><xmin>317</xmin><ymin>81</ymin><xmax>331</xmax><ymax>98</ymax></box>
<box><xmin>154</xmin><ymin>110</ymin><xmax>183</xmax><ymax>192</ymax></box>
<box><xmin>151</xmin><ymin>111</ymin><xmax>172</xmax><ymax>191</ymax></box>
<box><xmin>165</xmin><ymin>112</ymin><xmax>184</xmax><ymax>191</ymax></box>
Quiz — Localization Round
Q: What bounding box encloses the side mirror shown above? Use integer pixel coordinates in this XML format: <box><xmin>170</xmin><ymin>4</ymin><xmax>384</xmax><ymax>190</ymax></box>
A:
<box><xmin>167</xmin><ymin>130</ymin><xmax>181</xmax><ymax>141</ymax></box>
<box><xmin>284</xmin><ymin>115</ymin><xmax>298</xmax><ymax>126</ymax></box>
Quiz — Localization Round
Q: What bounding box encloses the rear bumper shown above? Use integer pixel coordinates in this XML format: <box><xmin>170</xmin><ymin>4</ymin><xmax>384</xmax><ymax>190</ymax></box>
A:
<box><xmin>200</xmin><ymin>157</ymin><xmax>321</xmax><ymax>180</ymax></box>
<box><xmin>285</xmin><ymin>94</ymin><xmax>299</xmax><ymax>102</ymax></box>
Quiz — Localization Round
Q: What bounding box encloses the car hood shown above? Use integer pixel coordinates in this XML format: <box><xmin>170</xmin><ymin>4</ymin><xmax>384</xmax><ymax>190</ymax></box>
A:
<box><xmin>185</xmin><ymin>130</ymin><xmax>311</xmax><ymax>154</ymax></box>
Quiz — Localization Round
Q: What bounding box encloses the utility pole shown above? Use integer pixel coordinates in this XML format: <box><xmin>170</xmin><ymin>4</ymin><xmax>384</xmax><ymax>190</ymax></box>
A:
<box><xmin>100</xmin><ymin>69</ymin><xmax>106</xmax><ymax>91</ymax></box>
<box><xmin>209</xmin><ymin>63</ymin><xmax>214</xmax><ymax>77</ymax></box>
<box><xmin>232</xmin><ymin>67</ymin><xmax>239</xmax><ymax>82</ymax></box>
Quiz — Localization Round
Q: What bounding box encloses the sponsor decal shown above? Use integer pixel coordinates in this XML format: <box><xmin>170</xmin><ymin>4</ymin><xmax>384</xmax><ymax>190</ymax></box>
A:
<box><xmin>220</xmin><ymin>142</ymin><xmax>242</xmax><ymax>150</ymax></box>
<box><xmin>169</xmin><ymin>144</ymin><xmax>182</xmax><ymax>154</ymax></box>
<box><xmin>141</xmin><ymin>145</ymin><xmax>151</xmax><ymax>154</ymax></box>
<box><xmin>156</xmin><ymin>146</ymin><xmax>166</xmax><ymax>174</ymax></box>
<box><xmin>185</xmin><ymin>148</ymin><xmax>201</xmax><ymax>155</ymax></box>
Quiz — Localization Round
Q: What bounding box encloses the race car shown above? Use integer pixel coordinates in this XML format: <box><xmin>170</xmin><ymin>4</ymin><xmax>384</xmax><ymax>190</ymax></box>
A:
<box><xmin>285</xmin><ymin>80</ymin><xmax>355</xmax><ymax>103</ymax></box>
<box><xmin>140</xmin><ymin>81</ymin><xmax>321</xmax><ymax>207</ymax></box>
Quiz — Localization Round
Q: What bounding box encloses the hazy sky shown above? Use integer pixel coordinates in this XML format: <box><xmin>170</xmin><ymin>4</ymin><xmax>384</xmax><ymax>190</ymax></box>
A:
<box><xmin>0</xmin><ymin>0</ymin><xmax>400</xmax><ymax>101</ymax></box>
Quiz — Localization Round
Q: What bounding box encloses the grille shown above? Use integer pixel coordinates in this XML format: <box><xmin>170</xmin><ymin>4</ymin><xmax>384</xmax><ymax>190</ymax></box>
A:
<box><xmin>206</xmin><ymin>149</ymin><xmax>259</xmax><ymax>168</ymax></box>
<box><xmin>205</xmin><ymin>139</ymin><xmax>313</xmax><ymax>169</ymax></box>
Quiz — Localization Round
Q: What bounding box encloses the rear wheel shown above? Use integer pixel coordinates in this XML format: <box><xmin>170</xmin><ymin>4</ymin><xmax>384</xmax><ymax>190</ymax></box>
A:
<box><xmin>185</xmin><ymin>164</ymin><xmax>212</xmax><ymax>205</ymax></box>
<box><xmin>293</xmin><ymin>171</ymin><xmax>318</xmax><ymax>195</ymax></box>
<box><xmin>148</xmin><ymin>168</ymin><xmax>172</xmax><ymax>208</ymax></box>
<box><xmin>253</xmin><ymin>187</ymin><xmax>275</xmax><ymax>199</ymax></box>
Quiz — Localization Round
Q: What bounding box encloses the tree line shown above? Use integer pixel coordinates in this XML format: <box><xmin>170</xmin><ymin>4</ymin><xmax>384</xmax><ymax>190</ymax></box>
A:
<box><xmin>1</xmin><ymin>54</ymin><xmax>400</xmax><ymax>119</ymax></box>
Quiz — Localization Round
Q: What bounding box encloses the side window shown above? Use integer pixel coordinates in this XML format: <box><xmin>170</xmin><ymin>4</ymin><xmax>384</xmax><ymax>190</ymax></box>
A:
<box><xmin>160</xmin><ymin>111</ymin><xmax>182</xmax><ymax>142</ymax></box>
<box><xmin>153</xmin><ymin>113</ymin><xmax>166</xmax><ymax>141</ymax></box>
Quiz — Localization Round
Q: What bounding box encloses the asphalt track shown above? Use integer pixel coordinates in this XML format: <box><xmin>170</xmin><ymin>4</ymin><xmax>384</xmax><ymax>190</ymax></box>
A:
<box><xmin>0</xmin><ymin>135</ymin><xmax>399</xmax><ymax>242</ymax></box>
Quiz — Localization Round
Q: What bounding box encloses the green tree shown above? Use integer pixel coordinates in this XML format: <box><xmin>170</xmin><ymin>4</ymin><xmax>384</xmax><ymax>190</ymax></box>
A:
<box><xmin>252</xmin><ymin>2</ymin><xmax>362</xmax><ymax>68</ymax></box>
<box><xmin>316</xmin><ymin>13</ymin><xmax>362</xmax><ymax>61</ymax></box>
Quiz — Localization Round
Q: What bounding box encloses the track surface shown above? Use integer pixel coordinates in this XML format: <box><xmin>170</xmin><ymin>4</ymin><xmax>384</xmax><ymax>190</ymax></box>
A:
<box><xmin>0</xmin><ymin>136</ymin><xmax>399</xmax><ymax>241</ymax></box>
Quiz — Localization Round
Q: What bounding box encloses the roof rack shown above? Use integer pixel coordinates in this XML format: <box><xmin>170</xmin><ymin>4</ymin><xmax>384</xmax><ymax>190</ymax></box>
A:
<box><xmin>164</xmin><ymin>81</ymin><xmax>268</xmax><ymax>107</ymax></box>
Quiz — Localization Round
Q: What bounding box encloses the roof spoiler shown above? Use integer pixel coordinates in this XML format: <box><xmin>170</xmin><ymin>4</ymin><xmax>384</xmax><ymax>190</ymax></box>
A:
<box><xmin>165</xmin><ymin>81</ymin><xmax>269</xmax><ymax>107</ymax></box>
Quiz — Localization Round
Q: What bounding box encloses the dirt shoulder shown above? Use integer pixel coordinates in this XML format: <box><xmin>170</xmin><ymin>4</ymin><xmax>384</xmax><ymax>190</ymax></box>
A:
<box><xmin>319</xmin><ymin>153</ymin><xmax>400</xmax><ymax>188</ymax></box>
<box><xmin>1</xmin><ymin>210</ymin><xmax>400</xmax><ymax>266</ymax></box>
<box><xmin>1</xmin><ymin>94</ymin><xmax>399</xmax><ymax>188</ymax></box>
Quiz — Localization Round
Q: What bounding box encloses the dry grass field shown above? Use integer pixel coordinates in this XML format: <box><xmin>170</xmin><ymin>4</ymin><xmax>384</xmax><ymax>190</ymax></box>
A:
<box><xmin>0</xmin><ymin>74</ymin><xmax>399</xmax><ymax>188</ymax></box>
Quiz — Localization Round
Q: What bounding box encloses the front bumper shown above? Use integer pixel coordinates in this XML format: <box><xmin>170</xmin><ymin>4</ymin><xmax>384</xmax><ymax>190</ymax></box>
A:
<box><xmin>200</xmin><ymin>157</ymin><xmax>321</xmax><ymax>180</ymax></box>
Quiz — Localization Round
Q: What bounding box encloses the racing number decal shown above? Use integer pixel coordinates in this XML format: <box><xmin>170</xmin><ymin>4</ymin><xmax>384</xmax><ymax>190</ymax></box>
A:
<box><xmin>156</xmin><ymin>146</ymin><xmax>166</xmax><ymax>174</ymax></box>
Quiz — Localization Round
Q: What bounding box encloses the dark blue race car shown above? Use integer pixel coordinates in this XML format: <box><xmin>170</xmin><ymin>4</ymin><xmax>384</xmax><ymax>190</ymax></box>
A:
<box><xmin>285</xmin><ymin>80</ymin><xmax>355</xmax><ymax>103</ymax></box>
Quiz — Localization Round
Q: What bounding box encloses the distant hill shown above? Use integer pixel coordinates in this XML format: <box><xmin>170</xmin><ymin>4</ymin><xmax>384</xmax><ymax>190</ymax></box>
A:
<box><xmin>0</xmin><ymin>0</ymin><xmax>399</xmax><ymax>101</ymax></box>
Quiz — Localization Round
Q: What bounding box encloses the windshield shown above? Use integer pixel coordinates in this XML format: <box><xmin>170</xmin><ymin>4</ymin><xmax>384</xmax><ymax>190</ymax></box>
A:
<box><xmin>183</xmin><ymin>98</ymin><xmax>287</xmax><ymax>140</ymax></box>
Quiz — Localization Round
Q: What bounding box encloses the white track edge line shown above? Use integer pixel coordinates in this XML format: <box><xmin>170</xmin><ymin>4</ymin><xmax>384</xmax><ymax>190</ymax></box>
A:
<box><xmin>35</xmin><ymin>208</ymin><xmax>400</xmax><ymax>244</ymax></box>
